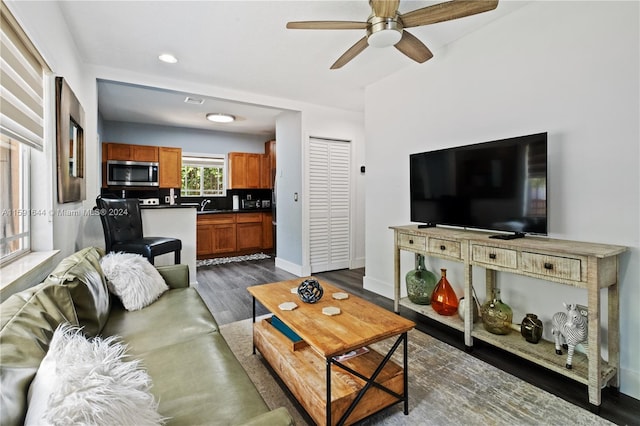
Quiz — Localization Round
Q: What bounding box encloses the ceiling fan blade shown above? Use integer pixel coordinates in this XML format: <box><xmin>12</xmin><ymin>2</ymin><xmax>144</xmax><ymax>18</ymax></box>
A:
<box><xmin>400</xmin><ymin>0</ymin><xmax>499</xmax><ymax>28</ymax></box>
<box><xmin>286</xmin><ymin>21</ymin><xmax>367</xmax><ymax>30</ymax></box>
<box><xmin>370</xmin><ymin>0</ymin><xmax>400</xmax><ymax>18</ymax></box>
<box><xmin>395</xmin><ymin>30</ymin><xmax>433</xmax><ymax>63</ymax></box>
<box><xmin>331</xmin><ymin>36</ymin><xmax>369</xmax><ymax>69</ymax></box>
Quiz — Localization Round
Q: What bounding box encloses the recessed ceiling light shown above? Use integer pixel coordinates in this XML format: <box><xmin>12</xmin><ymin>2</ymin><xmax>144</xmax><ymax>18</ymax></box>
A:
<box><xmin>206</xmin><ymin>113</ymin><xmax>235</xmax><ymax>123</ymax></box>
<box><xmin>158</xmin><ymin>53</ymin><xmax>178</xmax><ymax>64</ymax></box>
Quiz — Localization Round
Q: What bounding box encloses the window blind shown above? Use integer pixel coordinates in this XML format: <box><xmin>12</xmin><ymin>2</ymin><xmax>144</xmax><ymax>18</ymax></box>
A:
<box><xmin>182</xmin><ymin>155</ymin><xmax>225</xmax><ymax>168</ymax></box>
<box><xmin>0</xmin><ymin>2</ymin><xmax>50</xmax><ymax>151</ymax></box>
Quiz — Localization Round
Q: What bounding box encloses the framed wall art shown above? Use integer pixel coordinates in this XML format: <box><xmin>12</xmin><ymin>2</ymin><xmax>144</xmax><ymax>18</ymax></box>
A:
<box><xmin>56</xmin><ymin>76</ymin><xmax>85</xmax><ymax>203</ymax></box>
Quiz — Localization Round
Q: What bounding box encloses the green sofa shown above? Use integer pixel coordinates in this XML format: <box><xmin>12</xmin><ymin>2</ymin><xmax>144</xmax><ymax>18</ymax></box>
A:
<box><xmin>0</xmin><ymin>247</ymin><xmax>294</xmax><ymax>425</ymax></box>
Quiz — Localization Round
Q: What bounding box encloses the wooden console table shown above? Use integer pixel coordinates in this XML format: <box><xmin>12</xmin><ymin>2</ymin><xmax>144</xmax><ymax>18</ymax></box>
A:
<box><xmin>390</xmin><ymin>225</ymin><xmax>626</xmax><ymax>411</ymax></box>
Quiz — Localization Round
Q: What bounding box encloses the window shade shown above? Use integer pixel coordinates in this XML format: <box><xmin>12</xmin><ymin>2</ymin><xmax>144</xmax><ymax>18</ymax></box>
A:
<box><xmin>182</xmin><ymin>155</ymin><xmax>225</xmax><ymax>168</ymax></box>
<box><xmin>0</xmin><ymin>2</ymin><xmax>50</xmax><ymax>151</ymax></box>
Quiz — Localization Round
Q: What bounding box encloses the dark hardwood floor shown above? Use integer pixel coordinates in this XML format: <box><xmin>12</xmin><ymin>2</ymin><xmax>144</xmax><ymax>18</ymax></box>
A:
<box><xmin>195</xmin><ymin>258</ymin><xmax>640</xmax><ymax>426</ymax></box>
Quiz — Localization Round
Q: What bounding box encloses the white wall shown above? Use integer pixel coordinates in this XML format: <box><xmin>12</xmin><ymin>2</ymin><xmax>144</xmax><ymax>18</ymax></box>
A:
<box><xmin>7</xmin><ymin>0</ymin><xmax>367</xmax><ymax>281</ymax></box>
<box><xmin>6</xmin><ymin>1</ymin><xmax>103</xmax><ymax>259</ymax></box>
<box><xmin>102</xmin><ymin>121</ymin><xmax>267</xmax><ymax>154</ymax></box>
<box><xmin>364</xmin><ymin>1</ymin><xmax>639</xmax><ymax>399</ymax></box>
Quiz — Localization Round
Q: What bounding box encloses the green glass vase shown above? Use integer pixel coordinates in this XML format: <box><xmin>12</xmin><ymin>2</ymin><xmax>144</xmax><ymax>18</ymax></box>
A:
<box><xmin>481</xmin><ymin>288</ymin><xmax>513</xmax><ymax>335</ymax></box>
<box><xmin>405</xmin><ymin>254</ymin><xmax>437</xmax><ymax>305</ymax></box>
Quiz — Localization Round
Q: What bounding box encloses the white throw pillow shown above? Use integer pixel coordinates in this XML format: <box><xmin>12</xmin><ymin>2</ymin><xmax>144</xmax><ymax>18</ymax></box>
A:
<box><xmin>100</xmin><ymin>252</ymin><xmax>169</xmax><ymax>311</ymax></box>
<box><xmin>25</xmin><ymin>323</ymin><xmax>166</xmax><ymax>425</ymax></box>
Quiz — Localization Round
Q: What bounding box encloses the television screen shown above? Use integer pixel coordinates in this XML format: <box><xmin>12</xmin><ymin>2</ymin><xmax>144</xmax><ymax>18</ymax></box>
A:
<box><xmin>410</xmin><ymin>133</ymin><xmax>547</xmax><ymax>236</ymax></box>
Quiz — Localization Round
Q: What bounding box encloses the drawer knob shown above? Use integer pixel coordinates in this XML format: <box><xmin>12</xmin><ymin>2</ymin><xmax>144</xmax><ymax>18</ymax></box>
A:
<box><xmin>440</xmin><ymin>245</ymin><xmax>446</xmax><ymax>251</ymax></box>
<box><xmin>409</xmin><ymin>239</ymin><xmax>414</xmax><ymax>244</ymax></box>
<box><xmin>489</xmin><ymin>253</ymin><xmax>497</xmax><ymax>260</ymax></box>
<box><xmin>544</xmin><ymin>262</ymin><xmax>554</xmax><ymax>270</ymax></box>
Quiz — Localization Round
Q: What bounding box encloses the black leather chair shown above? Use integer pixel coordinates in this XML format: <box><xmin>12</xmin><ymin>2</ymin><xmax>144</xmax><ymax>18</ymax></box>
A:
<box><xmin>96</xmin><ymin>196</ymin><xmax>181</xmax><ymax>264</ymax></box>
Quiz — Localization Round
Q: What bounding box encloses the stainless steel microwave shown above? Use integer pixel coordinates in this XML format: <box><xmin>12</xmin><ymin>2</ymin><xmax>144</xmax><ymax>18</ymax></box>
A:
<box><xmin>107</xmin><ymin>160</ymin><xmax>159</xmax><ymax>186</ymax></box>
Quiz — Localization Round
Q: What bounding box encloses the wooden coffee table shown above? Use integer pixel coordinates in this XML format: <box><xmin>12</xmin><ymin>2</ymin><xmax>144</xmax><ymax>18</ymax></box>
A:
<box><xmin>248</xmin><ymin>278</ymin><xmax>415</xmax><ymax>426</ymax></box>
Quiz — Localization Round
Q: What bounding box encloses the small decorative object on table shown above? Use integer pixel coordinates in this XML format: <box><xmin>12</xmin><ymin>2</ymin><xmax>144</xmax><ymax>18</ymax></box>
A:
<box><xmin>551</xmin><ymin>303</ymin><xmax>588</xmax><ymax>369</ymax></box>
<box><xmin>480</xmin><ymin>288</ymin><xmax>513</xmax><ymax>334</ymax></box>
<box><xmin>520</xmin><ymin>313</ymin><xmax>544</xmax><ymax>343</ymax></box>
<box><xmin>431</xmin><ymin>268</ymin><xmax>459</xmax><ymax>316</ymax></box>
<box><xmin>458</xmin><ymin>294</ymin><xmax>481</xmax><ymax>323</ymax></box>
<box><xmin>297</xmin><ymin>278</ymin><xmax>324</xmax><ymax>303</ymax></box>
<box><xmin>332</xmin><ymin>292</ymin><xmax>349</xmax><ymax>300</ymax></box>
<box><xmin>405</xmin><ymin>254</ymin><xmax>437</xmax><ymax>305</ymax></box>
<box><xmin>322</xmin><ymin>306</ymin><xmax>341</xmax><ymax>316</ymax></box>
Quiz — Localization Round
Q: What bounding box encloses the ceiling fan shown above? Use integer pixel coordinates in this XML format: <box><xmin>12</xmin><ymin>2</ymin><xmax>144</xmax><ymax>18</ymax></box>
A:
<box><xmin>286</xmin><ymin>0</ymin><xmax>499</xmax><ymax>69</ymax></box>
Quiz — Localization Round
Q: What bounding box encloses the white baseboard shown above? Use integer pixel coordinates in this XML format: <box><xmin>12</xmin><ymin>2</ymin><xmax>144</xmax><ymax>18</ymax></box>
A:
<box><xmin>350</xmin><ymin>257</ymin><xmax>365</xmax><ymax>269</ymax></box>
<box><xmin>621</xmin><ymin>366</ymin><xmax>640</xmax><ymax>400</ymax></box>
<box><xmin>275</xmin><ymin>257</ymin><xmax>304</xmax><ymax>277</ymax></box>
<box><xmin>363</xmin><ymin>275</ymin><xmax>395</xmax><ymax>299</ymax></box>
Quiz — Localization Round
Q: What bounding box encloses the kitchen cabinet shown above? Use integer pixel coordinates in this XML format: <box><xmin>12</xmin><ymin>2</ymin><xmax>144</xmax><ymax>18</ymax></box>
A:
<box><xmin>262</xmin><ymin>212</ymin><xmax>273</xmax><ymax>250</ymax></box>
<box><xmin>229</xmin><ymin>141</ymin><xmax>275</xmax><ymax>190</ymax></box>
<box><xmin>159</xmin><ymin>147</ymin><xmax>182</xmax><ymax>188</ymax></box>
<box><xmin>104</xmin><ymin>142</ymin><xmax>158</xmax><ymax>162</ymax></box>
<box><xmin>197</xmin><ymin>214</ymin><xmax>236</xmax><ymax>257</ymax></box>
<box><xmin>228</xmin><ymin>152</ymin><xmax>261</xmax><ymax>189</ymax></box>
<box><xmin>197</xmin><ymin>212</ymin><xmax>274</xmax><ymax>259</ymax></box>
<box><xmin>260</xmin><ymin>154</ymin><xmax>271</xmax><ymax>188</ymax></box>
<box><xmin>390</xmin><ymin>224</ymin><xmax>626</xmax><ymax>411</ymax></box>
<box><xmin>236</xmin><ymin>213</ymin><xmax>263</xmax><ymax>251</ymax></box>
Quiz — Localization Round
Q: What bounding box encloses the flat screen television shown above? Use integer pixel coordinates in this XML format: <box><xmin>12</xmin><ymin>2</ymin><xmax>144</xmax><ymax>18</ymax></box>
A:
<box><xmin>410</xmin><ymin>132</ymin><xmax>547</xmax><ymax>238</ymax></box>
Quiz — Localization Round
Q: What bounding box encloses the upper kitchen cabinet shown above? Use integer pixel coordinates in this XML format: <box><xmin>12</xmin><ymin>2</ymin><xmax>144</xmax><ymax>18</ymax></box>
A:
<box><xmin>159</xmin><ymin>147</ymin><xmax>182</xmax><ymax>188</ymax></box>
<box><xmin>228</xmin><ymin>152</ymin><xmax>261</xmax><ymax>189</ymax></box>
<box><xmin>102</xmin><ymin>142</ymin><xmax>181</xmax><ymax>188</ymax></box>
<box><xmin>104</xmin><ymin>142</ymin><xmax>158</xmax><ymax>162</ymax></box>
<box><xmin>228</xmin><ymin>141</ymin><xmax>276</xmax><ymax>190</ymax></box>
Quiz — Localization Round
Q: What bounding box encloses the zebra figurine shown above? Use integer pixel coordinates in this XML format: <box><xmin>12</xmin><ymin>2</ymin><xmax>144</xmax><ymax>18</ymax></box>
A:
<box><xmin>551</xmin><ymin>302</ymin><xmax>588</xmax><ymax>369</ymax></box>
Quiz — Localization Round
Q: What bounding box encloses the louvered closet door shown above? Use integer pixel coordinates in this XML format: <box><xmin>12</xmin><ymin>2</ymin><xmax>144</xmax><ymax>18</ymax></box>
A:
<box><xmin>309</xmin><ymin>138</ymin><xmax>351</xmax><ymax>273</ymax></box>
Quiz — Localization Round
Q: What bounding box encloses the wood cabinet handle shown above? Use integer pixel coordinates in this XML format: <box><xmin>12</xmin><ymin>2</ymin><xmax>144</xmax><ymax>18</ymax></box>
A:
<box><xmin>440</xmin><ymin>245</ymin><xmax>446</xmax><ymax>251</ymax></box>
<box><xmin>489</xmin><ymin>253</ymin><xmax>497</xmax><ymax>260</ymax></box>
<box><xmin>544</xmin><ymin>262</ymin><xmax>554</xmax><ymax>270</ymax></box>
<box><xmin>409</xmin><ymin>239</ymin><xmax>414</xmax><ymax>244</ymax></box>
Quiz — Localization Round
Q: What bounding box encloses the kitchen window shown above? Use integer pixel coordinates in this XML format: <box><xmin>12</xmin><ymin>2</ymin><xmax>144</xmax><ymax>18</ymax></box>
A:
<box><xmin>181</xmin><ymin>154</ymin><xmax>226</xmax><ymax>197</ymax></box>
<box><xmin>0</xmin><ymin>2</ymin><xmax>50</xmax><ymax>265</ymax></box>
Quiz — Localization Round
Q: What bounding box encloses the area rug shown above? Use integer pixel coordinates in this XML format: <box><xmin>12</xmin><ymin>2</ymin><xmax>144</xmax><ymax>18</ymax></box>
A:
<box><xmin>196</xmin><ymin>253</ymin><xmax>270</xmax><ymax>268</ymax></box>
<box><xmin>220</xmin><ymin>317</ymin><xmax>612</xmax><ymax>426</ymax></box>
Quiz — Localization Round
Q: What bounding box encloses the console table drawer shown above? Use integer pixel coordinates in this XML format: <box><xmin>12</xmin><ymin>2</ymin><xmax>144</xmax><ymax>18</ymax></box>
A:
<box><xmin>428</xmin><ymin>238</ymin><xmax>461</xmax><ymax>259</ymax></box>
<box><xmin>398</xmin><ymin>233</ymin><xmax>426</xmax><ymax>251</ymax></box>
<box><xmin>472</xmin><ymin>245</ymin><xmax>518</xmax><ymax>269</ymax></box>
<box><xmin>522</xmin><ymin>252</ymin><xmax>582</xmax><ymax>281</ymax></box>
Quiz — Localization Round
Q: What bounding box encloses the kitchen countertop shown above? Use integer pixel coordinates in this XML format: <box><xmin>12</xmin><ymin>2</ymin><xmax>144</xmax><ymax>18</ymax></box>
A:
<box><xmin>197</xmin><ymin>208</ymin><xmax>272</xmax><ymax>215</ymax></box>
<box><xmin>140</xmin><ymin>203</ymin><xmax>199</xmax><ymax>209</ymax></box>
<box><xmin>139</xmin><ymin>204</ymin><xmax>271</xmax><ymax>214</ymax></box>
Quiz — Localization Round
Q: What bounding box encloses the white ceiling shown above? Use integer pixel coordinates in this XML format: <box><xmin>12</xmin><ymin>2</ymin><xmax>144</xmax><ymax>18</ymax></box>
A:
<box><xmin>57</xmin><ymin>1</ymin><xmax>527</xmax><ymax>135</ymax></box>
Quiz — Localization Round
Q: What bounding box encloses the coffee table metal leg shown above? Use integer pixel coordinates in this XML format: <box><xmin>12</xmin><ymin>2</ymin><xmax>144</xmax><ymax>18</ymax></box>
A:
<box><xmin>404</xmin><ymin>331</ymin><xmax>409</xmax><ymax>414</ymax></box>
<box><xmin>326</xmin><ymin>358</ymin><xmax>332</xmax><ymax>426</ymax></box>
<box><xmin>328</xmin><ymin>332</ymin><xmax>409</xmax><ymax>425</ymax></box>
<box><xmin>252</xmin><ymin>296</ymin><xmax>256</xmax><ymax>354</ymax></box>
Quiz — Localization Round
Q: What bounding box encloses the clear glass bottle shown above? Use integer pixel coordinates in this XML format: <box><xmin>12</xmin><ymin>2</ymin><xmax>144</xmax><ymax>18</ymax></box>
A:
<box><xmin>431</xmin><ymin>268</ymin><xmax>459</xmax><ymax>316</ymax></box>
<box><xmin>481</xmin><ymin>288</ymin><xmax>513</xmax><ymax>335</ymax></box>
<box><xmin>405</xmin><ymin>254</ymin><xmax>437</xmax><ymax>305</ymax></box>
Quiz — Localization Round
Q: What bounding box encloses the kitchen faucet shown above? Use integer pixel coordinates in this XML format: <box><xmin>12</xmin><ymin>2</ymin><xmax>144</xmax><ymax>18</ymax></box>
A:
<box><xmin>200</xmin><ymin>199</ymin><xmax>211</xmax><ymax>211</ymax></box>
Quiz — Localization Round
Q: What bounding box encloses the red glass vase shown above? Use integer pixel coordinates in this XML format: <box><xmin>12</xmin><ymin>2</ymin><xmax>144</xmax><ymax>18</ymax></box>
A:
<box><xmin>431</xmin><ymin>268</ymin><xmax>459</xmax><ymax>316</ymax></box>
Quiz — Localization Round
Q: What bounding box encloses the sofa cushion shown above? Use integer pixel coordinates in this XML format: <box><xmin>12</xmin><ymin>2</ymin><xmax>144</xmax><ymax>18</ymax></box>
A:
<box><xmin>101</xmin><ymin>288</ymin><xmax>219</xmax><ymax>355</ymax></box>
<box><xmin>139</xmin><ymin>333</ymin><xmax>271</xmax><ymax>425</ymax></box>
<box><xmin>0</xmin><ymin>283</ymin><xmax>78</xmax><ymax>426</ymax></box>
<box><xmin>100</xmin><ymin>252</ymin><xmax>169</xmax><ymax>311</ymax></box>
<box><xmin>44</xmin><ymin>247</ymin><xmax>110</xmax><ymax>337</ymax></box>
<box><xmin>25</xmin><ymin>324</ymin><xmax>164</xmax><ymax>426</ymax></box>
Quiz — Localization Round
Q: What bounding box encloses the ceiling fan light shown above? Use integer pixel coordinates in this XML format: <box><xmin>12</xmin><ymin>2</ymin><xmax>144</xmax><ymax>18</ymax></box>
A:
<box><xmin>206</xmin><ymin>113</ymin><xmax>236</xmax><ymax>123</ymax></box>
<box><xmin>367</xmin><ymin>28</ymin><xmax>402</xmax><ymax>48</ymax></box>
